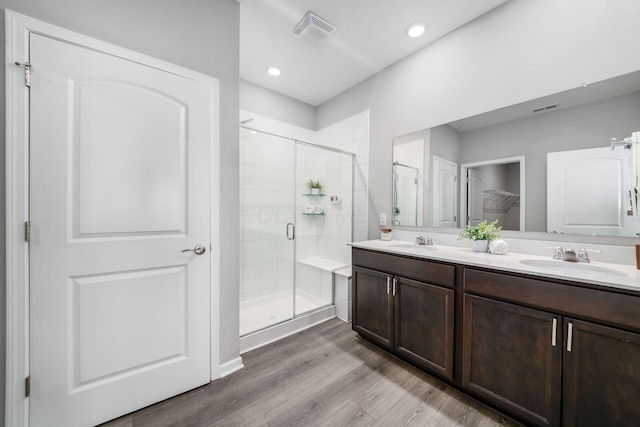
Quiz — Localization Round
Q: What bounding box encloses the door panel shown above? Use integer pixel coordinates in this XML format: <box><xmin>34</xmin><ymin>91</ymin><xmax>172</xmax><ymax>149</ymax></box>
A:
<box><xmin>547</xmin><ymin>147</ymin><xmax>631</xmax><ymax>235</ymax></box>
<box><xmin>433</xmin><ymin>156</ymin><xmax>457</xmax><ymax>228</ymax></box>
<box><xmin>73</xmin><ymin>80</ymin><xmax>188</xmax><ymax>236</ymax></box>
<box><xmin>467</xmin><ymin>169</ymin><xmax>483</xmax><ymax>226</ymax></box>
<box><xmin>563</xmin><ymin>319</ymin><xmax>640</xmax><ymax>426</ymax></box>
<box><xmin>352</xmin><ymin>267</ymin><xmax>393</xmax><ymax>350</ymax></box>
<box><xmin>30</xmin><ymin>33</ymin><xmax>212</xmax><ymax>427</ymax></box>
<box><xmin>462</xmin><ymin>295</ymin><xmax>562</xmax><ymax>426</ymax></box>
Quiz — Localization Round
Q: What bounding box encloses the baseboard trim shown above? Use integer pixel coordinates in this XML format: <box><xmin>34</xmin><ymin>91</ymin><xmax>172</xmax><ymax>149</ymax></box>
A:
<box><xmin>240</xmin><ymin>306</ymin><xmax>336</xmax><ymax>354</ymax></box>
<box><xmin>218</xmin><ymin>357</ymin><xmax>244</xmax><ymax>378</ymax></box>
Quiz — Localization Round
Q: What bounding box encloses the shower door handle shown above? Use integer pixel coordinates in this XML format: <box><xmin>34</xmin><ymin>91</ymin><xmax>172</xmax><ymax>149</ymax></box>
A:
<box><xmin>286</xmin><ymin>223</ymin><xmax>295</xmax><ymax>240</ymax></box>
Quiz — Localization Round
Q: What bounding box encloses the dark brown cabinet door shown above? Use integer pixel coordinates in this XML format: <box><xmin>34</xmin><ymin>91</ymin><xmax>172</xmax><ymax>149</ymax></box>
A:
<box><xmin>562</xmin><ymin>319</ymin><xmax>640</xmax><ymax>426</ymax></box>
<box><xmin>395</xmin><ymin>277</ymin><xmax>454</xmax><ymax>380</ymax></box>
<box><xmin>462</xmin><ymin>295</ymin><xmax>562</xmax><ymax>426</ymax></box>
<box><xmin>352</xmin><ymin>267</ymin><xmax>393</xmax><ymax>349</ymax></box>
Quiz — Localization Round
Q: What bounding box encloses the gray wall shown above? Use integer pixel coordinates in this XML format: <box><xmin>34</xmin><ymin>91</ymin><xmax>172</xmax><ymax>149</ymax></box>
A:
<box><xmin>0</xmin><ymin>1</ymin><xmax>240</xmax><ymax>421</ymax></box>
<box><xmin>315</xmin><ymin>0</ymin><xmax>640</xmax><ymax>239</ymax></box>
<box><xmin>458</xmin><ymin>91</ymin><xmax>640</xmax><ymax>232</ymax></box>
<box><xmin>240</xmin><ymin>80</ymin><xmax>316</xmax><ymax>130</ymax></box>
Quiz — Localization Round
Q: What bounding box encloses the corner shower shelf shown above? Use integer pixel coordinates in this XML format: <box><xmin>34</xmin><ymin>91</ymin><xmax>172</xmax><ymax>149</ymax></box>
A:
<box><xmin>302</xmin><ymin>193</ymin><xmax>326</xmax><ymax>196</ymax></box>
<box><xmin>297</xmin><ymin>257</ymin><xmax>348</xmax><ymax>273</ymax></box>
<box><xmin>483</xmin><ymin>189</ymin><xmax>520</xmax><ymax>213</ymax></box>
<box><xmin>302</xmin><ymin>212</ymin><xmax>325</xmax><ymax>216</ymax></box>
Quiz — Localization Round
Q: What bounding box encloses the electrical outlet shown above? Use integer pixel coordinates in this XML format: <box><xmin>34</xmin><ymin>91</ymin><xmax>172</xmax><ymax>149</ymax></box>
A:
<box><xmin>379</xmin><ymin>213</ymin><xmax>387</xmax><ymax>226</ymax></box>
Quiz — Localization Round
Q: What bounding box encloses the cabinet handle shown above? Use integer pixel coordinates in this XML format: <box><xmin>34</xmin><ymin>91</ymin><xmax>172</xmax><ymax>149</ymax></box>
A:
<box><xmin>387</xmin><ymin>277</ymin><xmax>391</xmax><ymax>295</ymax></box>
<box><xmin>392</xmin><ymin>278</ymin><xmax>397</xmax><ymax>296</ymax></box>
<box><xmin>552</xmin><ymin>318</ymin><xmax>557</xmax><ymax>347</ymax></box>
<box><xmin>567</xmin><ymin>322</ymin><xmax>573</xmax><ymax>352</ymax></box>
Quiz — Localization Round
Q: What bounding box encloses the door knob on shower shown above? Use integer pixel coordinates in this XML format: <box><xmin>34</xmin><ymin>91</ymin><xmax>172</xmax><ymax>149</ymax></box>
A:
<box><xmin>182</xmin><ymin>245</ymin><xmax>206</xmax><ymax>255</ymax></box>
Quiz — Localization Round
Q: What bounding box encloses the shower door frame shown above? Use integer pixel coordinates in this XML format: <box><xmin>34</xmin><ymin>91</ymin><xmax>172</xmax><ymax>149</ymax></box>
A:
<box><xmin>239</xmin><ymin>125</ymin><xmax>355</xmax><ymax>336</ymax></box>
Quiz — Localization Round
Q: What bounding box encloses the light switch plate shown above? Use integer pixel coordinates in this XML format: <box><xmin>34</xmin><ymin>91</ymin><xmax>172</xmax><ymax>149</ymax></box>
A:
<box><xmin>379</xmin><ymin>213</ymin><xmax>387</xmax><ymax>226</ymax></box>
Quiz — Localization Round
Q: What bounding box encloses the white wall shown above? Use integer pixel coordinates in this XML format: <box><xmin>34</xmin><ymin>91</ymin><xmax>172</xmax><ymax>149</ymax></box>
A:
<box><xmin>240</xmin><ymin>80</ymin><xmax>316</xmax><ymax>130</ymax></box>
<box><xmin>315</xmin><ymin>0</ymin><xmax>640</xmax><ymax>239</ymax></box>
<box><xmin>0</xmin><ymin>1</ymin><xmax>240</xmax><ymax>418</ymax></box>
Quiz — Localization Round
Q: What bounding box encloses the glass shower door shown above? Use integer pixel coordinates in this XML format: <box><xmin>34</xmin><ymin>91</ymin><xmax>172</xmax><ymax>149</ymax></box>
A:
<box><xmin>294</xmin><ymin>144</ymin><xmax>353</xmax><ymax>316</ymax></box>
<box><xmin>239</xmin><ymin>129</ymin><xmax>295</xmax><ymax>336</ymax></box>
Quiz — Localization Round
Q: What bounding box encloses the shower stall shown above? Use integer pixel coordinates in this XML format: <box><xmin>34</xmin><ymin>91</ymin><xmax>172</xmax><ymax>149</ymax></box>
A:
<box><xmin>392</xmin><ymin>162</ymin><xmax>419</xmax><ymax>226</ymax></box>
<box><xmin>239</xmin><ymin>125</ymin><xmax>354</xmax><ymax>337</ymax></box>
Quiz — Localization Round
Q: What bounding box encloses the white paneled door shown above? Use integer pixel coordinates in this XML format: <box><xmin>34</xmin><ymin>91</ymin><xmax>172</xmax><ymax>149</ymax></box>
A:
<box><xmin>29</xmin><ymin>33</ymin><xmax>213</xmax><ymax>426</ymax></box>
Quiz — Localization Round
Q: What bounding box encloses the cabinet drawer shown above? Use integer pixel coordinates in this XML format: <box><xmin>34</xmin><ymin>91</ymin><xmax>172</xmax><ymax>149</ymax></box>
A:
<box><xmin>353</xmin><ymin>248</ymin><xmax>455</xmax><ymax>288</ymax></box>
<box><xmin>464</xmin><ymin>268</ymin><xmax>640</xmax><ymax>332</ymax></box>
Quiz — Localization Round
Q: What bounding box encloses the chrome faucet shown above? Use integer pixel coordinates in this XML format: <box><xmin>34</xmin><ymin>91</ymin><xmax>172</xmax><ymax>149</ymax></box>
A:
<box><xmin>550</xmin><ymin>246</ymin><xmax>600</xmax><ymax>263</ymax></box>
<box><xmin>415</xmin><ymin>236</ymin><xmax>434</xmax><ymax>246</ymax></box>
<box><xmin>552</xmin><ymin>247</ymin><xmax>564</xmax><ymax>260</ymax></box>
<box><xmin>577</xmin><ymin>248</ymin><xmax>600</xmax><ymax>263</ymax></box>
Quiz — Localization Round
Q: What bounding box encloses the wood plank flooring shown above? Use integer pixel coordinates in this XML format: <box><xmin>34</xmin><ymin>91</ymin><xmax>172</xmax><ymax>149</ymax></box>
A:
<box><xmin>102</xmin><ymin>319</ymin><xmax>521</xmax><ymax>427</ymax></box>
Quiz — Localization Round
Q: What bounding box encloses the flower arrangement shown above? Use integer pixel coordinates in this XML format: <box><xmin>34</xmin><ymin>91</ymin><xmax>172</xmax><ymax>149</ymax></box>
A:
<box><xmin>458</xmin><ymin>219</ymin><xmax>502</xmax><ymax>241</ymax></box>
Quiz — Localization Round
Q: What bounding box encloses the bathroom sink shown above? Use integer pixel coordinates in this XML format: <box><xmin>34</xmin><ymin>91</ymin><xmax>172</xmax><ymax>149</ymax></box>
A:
<box><xmin>518</xmin><ymin>259</ymin><xmax>627</xmax><ymax>279</ymax></box>
<box><xmin>389</xmin><ymin>243</ymin><xmax>437</xmax><ymax>251</ymax></box>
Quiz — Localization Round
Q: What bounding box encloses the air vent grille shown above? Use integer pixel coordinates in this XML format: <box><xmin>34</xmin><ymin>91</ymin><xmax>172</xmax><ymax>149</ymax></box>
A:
<box><xmin>532</xmin><ymin>103</ymin><xmax>558</xmax><ymax>113</ymax></box>
<box><xmin>293</xmin><ymin>11</ymin><xmax>336</xmax><ymax>44</ymax></box>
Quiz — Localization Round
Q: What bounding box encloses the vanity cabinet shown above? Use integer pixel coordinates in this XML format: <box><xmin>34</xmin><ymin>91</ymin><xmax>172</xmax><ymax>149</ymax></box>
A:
<box><xmin>352</xmin><ymin>267</ymin><xmax>393</xmax><ymax>350</ymax></box>
<box><xmin>463</xmin><ymin>294</ymin><xmax>562</xmax><ymax>426</ymax></box>
<box><xmin>352</xmin><ymin>249</ymin><xmax>455</xmax><ymax>380</ymax></box>
<box><xmin>352</xmin><ymin>247</ymin><xmax>640</xmax><ymax>426</ymax></box>
<box><xmin>562</xmin><ymin>319</ymin><xmax>640</xmax><ymax>426</ymax></box>
<box><xmin>463</xmin><ymin>268</ymin><xmax>640</xmax><ymax>427</ymax></box>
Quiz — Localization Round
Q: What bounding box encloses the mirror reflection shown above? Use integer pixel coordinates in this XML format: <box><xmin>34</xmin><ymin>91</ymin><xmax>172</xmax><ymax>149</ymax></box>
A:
<box><xmin>392</xmin><ymin>70</ymin><xmax>640</xmax><ymax>237</ymax></box>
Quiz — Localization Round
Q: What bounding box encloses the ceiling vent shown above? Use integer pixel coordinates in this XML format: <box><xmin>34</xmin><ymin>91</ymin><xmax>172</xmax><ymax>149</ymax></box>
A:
<box><xmin>293</xmin><ymin>11</ymin><xmax>336</xmax><ymax>45</ymax></box>
<box><xmin>532</xmin><ymin>103</ymin><xmax>558</xmax><ymax>113</ymax></box>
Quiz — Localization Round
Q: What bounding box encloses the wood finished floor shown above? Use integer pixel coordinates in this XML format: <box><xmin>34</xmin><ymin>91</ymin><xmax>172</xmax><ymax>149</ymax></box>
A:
<box><xmin>102</xmin><ymin>318</ymin><xmax>521</xmax><ymax>427</ymax></box>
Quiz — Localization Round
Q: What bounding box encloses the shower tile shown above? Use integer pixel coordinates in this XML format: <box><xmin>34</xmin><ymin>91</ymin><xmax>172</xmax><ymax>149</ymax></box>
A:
<box><xmin>353</xmin><ymin>190</ymin><xmax>368</xmax><ymax>217</ymax></box>
<box><xmin>353</xmin><ymin>165</ymin><xmax>368</xmax><ymax>191</ymax></box>
<box><xmin>260</xmin><ymin>263</ymin><xmax>278</xmax><ymax>290</ymax></box>
<box><xmin>241</xmin><ymin>240</ymin><xmax>262</xmax><ymax>266</ymax></box>
<box><xmin>241</xmin><ymin>189</ymin><xmax>263</xmax><ymax>216</ymax></box>
<box><xmin>243</xmin><ymin>265</ymin><xmax>261</xmax><ymax>293</ymax></box>
<box><xmin>277</xmin><ymin>144</ymin><xmax>296</xmax><ymax>171</ymax></box>
<box><xmin>277</xmin><ymin>239</ymin><xmax>294</xmax><ymax>261</ymax></box>
<box><xmin>353</xmin><ymin>215</ymin><xmax>369</xmax><ymax>242</ymax></box>
<box><xmin>241</xmin><ymin>215</ymin><xmax>263</xmax><ymax>241</ymax></box>
<box><xmin>240</xmin><ymin>164</ymin><xmax>262</xmax><ymax>190</ymax></box>
<box><xmin>261</xmin><ymin>239</ymin><xmax>278</xmax><ymax>264</ymax></box>
<box><xmin>262</xmin><ymin>141</ymin><xmax>281</xmax><ymax>168</ymax></box>
<box><xmin>277</xmin><ymin>260</ymin><xmax>293</xmax><ymax>285</ymax></box>
<box><xmin>261</xmin><ymin>166</ymin><xmax>279</xmax><ymax>192</ymax></box>
<box><xmin>240</xmin><ymin>138</ymin><xmax>263</xmax><ymax>165</ymax></box>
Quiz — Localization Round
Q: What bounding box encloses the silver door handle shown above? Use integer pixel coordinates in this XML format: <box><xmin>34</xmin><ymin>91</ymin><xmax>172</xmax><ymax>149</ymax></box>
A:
<box><xmin>182</xmin><ymin>244</ymin><xmax>206</xmax><ymax>255</ymax></box>
<box><xmin>286</xmin><ymin>223</ymin><xmax>295</xmax><ymax>240</ymax></box>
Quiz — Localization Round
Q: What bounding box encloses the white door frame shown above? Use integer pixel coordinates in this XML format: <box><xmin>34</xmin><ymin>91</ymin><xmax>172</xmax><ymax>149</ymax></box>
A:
<box><xmin>459</xmin><ymin>156</ymin><xmax>526</xmax><ymax>231</ymax></box>
<box><xmin>5</xmin><ymin>10</ymin><xmax>221</xmax><ymax>426</ymax></box>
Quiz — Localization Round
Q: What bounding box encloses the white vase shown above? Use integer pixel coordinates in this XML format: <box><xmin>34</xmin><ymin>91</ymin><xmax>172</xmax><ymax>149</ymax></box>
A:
<box><xmin>311</xmin><ymin>188</ymin><xmax>320</xmax><ymax>195</ymax></box>
<box><xmin>472</xmin><ymin>240</ymin><xmax>489</xmax><ymax>253</ymax></box>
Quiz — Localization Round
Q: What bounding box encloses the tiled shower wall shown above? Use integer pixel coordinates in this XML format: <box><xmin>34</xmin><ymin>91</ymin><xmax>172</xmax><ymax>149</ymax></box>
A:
<box><xmin>239</xmin><ymin>109</ymin><xmax>369</xmax><ymax>302</ymax></box>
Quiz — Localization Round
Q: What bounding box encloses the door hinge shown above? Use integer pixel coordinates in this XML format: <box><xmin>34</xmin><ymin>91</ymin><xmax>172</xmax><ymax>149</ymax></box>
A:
<box><xmin>25</xmin><ymin>376</ymin><xmax>30</xmax><ymax>398</ymax></box>
<box><xmin>25</xmin><ymin>221</ymin><xmax>31</xmax><ymax>242</ymax></box>
<box><xmin>454</xmin><ymin>215</ymin><xmax>457</xmax><ymax>222</ymax></box>
<box><xmin>15</xmin><ymin>62</ymin><xmax>32</xmax><ymax>87</ymax></box>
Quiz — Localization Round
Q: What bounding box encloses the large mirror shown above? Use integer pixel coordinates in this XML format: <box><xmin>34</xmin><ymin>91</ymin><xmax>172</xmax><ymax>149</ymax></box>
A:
<box><xmin>392</xmin><ymin>69</ymin><xmax>640</xmax><ymax>237</ymax></box>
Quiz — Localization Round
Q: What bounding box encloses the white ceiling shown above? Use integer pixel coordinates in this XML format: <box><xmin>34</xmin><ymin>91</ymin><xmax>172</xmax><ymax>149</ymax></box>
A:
<box><xmin>238</xmin><ymin>0</ymin><xmax>510</xmax><ymax>107</ymax></box>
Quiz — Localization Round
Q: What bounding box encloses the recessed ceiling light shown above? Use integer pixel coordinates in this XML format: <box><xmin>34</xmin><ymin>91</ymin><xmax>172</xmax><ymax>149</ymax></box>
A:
<box><xmin>406</xmin><ymin>21</ymin><xmax>426</xmax><ymax>38</ymax></box>
<box><xmin>266</xmin><ymin>66</ymin><xmax>282</xmax><ymax>77</ymax></box>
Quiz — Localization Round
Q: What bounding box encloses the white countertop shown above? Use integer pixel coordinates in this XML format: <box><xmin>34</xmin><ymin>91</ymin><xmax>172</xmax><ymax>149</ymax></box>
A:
<box><xmin>350</xmin><ymin>239</ymin><xmax>640</xmax><ymax>293</ymax></box>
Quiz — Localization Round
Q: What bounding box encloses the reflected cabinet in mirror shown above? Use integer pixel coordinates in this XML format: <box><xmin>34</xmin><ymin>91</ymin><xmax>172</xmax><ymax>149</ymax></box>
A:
<box><xmin>392</xmin><ymin>70</ymin><xmax>640</xmax><ymax>237</ymax></box>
